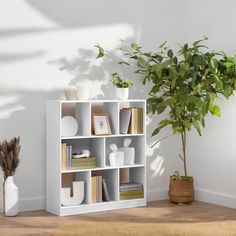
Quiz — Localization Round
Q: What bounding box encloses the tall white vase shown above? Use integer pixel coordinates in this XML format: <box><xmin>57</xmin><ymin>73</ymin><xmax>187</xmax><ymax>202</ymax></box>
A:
<box><xmin>4</xmin><ymin>176</ymin><xmax>19</xmax><ymax>216</ymax></box>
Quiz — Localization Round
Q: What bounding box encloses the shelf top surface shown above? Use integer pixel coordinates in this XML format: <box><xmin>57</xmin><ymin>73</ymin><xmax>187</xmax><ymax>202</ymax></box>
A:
<box><xmin>61</xmin><ymin>133</ymin><xmax>145</xmax><ymax>139</ymax></box>
<box><xmin>48</xmin><ymin>99</ymin><xmax>146</xmax><ymax>104</ymax></box>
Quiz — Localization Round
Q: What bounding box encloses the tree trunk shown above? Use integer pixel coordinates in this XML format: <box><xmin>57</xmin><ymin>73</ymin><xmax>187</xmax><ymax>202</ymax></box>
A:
<box><xmin>181</xmin><ymin>131</ymin><xmax>188</xmax><ymax>176</ymax></box>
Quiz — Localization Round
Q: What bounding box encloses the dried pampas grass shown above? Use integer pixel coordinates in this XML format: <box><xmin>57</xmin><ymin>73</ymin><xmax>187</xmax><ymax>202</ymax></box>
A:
<box><xmin>0</xmin><ymin>136</ymin><xmax>21</xmax><ymax>180</ymax></box>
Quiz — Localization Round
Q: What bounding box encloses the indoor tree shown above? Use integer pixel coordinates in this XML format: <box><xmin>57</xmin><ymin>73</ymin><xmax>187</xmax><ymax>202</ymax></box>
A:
<box><xmin>119</xmin><ymin>37</ymin><xmax>236</xmax><ymax>177</ymax></box>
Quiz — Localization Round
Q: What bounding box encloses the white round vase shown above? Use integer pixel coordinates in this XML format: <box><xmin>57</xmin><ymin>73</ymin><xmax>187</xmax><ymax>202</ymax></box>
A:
<box><xmin>4</xmin><ymin>176</ymin><xmax>19</xmax><ymax>216</ymax></box>
<box><xmin>116</xmin><ymin>88</ymin><xmax>129</xmax><ymax>100</ymax></box>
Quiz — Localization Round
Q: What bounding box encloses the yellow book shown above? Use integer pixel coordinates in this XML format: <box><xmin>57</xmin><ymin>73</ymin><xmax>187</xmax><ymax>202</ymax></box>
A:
<box><xmin>91</xmin><ymin>176</ymin><xmax>97</xmax><ymax>203</ymax></box>
<box><xmin>61</xmin><ymin>143</ymin><xmax>67</xmax><ymax>171</ymax></box>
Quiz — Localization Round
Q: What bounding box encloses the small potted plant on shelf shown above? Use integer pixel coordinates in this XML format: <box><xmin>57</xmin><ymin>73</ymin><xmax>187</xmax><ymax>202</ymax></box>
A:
<box><xmin>0</xmin><ymin>136</ymin><xmax>21</xmax><ymax>216</ymax></box>
<box><xmin>111</xmin><ymin>72</ymin><xmax>133</xmax><ymax>100</ymax></box>
<box><xmin>118</xmin><ymin>37</ymin><xmax>236</xmax><ymax>203</ymax></box>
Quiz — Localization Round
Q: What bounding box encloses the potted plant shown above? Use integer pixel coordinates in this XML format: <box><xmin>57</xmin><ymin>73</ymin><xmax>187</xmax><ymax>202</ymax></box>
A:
<box><xmin>0</xmin><ymin>136</ymin><xmax>21</xmax><ymax>216</ymax></box>
<box><xmin>95</xmin><ymin>45</ymin><xmax>133</xmax><ymax>100</ymax></box>
<box><xmin>119</xmin><ymin>38</ymin><xmax>236</xmax><ymax>203</ymax></box>
<box><xmin>111</xmin><ymin>72</ymin><xmax>133</xmax><ymax>100</ymax></box>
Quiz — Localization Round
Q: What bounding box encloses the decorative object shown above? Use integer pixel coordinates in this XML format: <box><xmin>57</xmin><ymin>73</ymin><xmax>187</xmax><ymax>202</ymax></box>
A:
<box><xmin>0</xmin><ymin>136</ymin><xmax>21</xmax><ymax>216</ymax></box>
<box><xmin>119</xmin><ymin>138</ymin><xmax>135</xmax><ymax>165</ymax></box>
<box><xmin>61</xmin><ymin>181</ymin><xmax>84</xmax><ymax>206</ymax></box>
<box><xmin>61</xmin><ymin>116</ymin><xmax>78</xmax><ymax>137</ymax></box>
<box><xmin>169</xmin><ymin>171</ymin><xmax>194</xmax><ymax>203</ymax></box>
<box><xmin>119</xmin><ymin>37</ymin><xmax>236</xmax><ymax>203</ymax></box>
<box><xmin>5</xmin><ymin>176</ymin><xmax>19</xmax><ymax>216</ymax></box>
<box><xmin>76</xmin><ymin>84</ymin><xmax>89</xmax><ymax>100</ymax></box>
<box><xmin>64</xmin><ymin>85</ymin><xmax>77</xmax><ymax>100</ymax></box>
<box><xmin>109</xmin><ymin>144</ymin><xmax>124</xmax><ymax>166</ymax></box>
<box><xmin>72</xmin><ymin>150</ymin><xmax>90</xmax><ymax>159</ymax></box>
<box><xmin>92</xmin><ymin>113</ymin><xmax>111</xmax><ymax>135</ymax></box>
<box><xmin>111</xmin><ymin>73</ymin><xmax>133</xmax><ymax>100</ymax></box>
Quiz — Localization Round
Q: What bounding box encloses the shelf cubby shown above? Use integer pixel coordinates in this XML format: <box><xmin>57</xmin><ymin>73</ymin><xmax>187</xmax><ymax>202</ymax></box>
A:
<box><xmin>61</xmin><ymin>171</ymin><xmax>90</xmax><ymax>205</ymax></box>
<box><xmin>105</xmin><ymin>136</ymin><xmax>145</xmax><ymax>166</ymax></box>
<box><xmin>61</xmin><ymin>102</ymin><xmax>91</xmax><ymax>136</ymax></box>
<box><xmin>91</xmin><ymin>101</ymin><xmax>119</xmax><ymax>135</ymax></box>
<box><xmin>62</xmin><ymin>138</ymin><xmax>105</xmax><ymax>169</ymax></box>
<box><xmin>92</xmin><ymin>169</ymin><xmax>119</xmax><ymax>202</ymax></box>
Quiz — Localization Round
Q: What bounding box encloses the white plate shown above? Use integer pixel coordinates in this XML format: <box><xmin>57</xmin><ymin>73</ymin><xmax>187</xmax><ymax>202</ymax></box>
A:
<box><xmin>61</xmin><ymin>116</ymin><xmax>78</xmax><ymax>136</ymax></box>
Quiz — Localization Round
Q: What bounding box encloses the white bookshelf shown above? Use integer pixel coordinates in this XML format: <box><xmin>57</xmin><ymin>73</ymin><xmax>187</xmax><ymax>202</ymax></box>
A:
<box><xmin>46</xmin><ymin>100</ymin><xmax>146</xmax><ymax>216</ymax></box>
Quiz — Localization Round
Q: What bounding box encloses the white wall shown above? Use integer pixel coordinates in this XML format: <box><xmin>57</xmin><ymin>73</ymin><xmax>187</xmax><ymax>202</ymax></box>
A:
<box><xmin>185</xmin><ymin>0</ymin><xmax>236</xmax><ymax>208</ymax></box>
<box><xmin>1</xmin><ymin>0</ymin><xmax>235</xmax><ymax>212</ymax></box>
<box><xmin>0</xmin><ymin>0</ymin><xmax>186</xmax><ymax>211</ymax></box>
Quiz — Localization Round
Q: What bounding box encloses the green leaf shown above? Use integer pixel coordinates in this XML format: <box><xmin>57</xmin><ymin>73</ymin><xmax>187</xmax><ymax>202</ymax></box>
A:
<box><xmin>163</xmin><ymin>98</ymin><xmax>175</xmax><ymax>106</ymax></box>
<box><xmin>193</xmin><ymin>121</ymin><xmax>202</xmax><ymax>136</ymax></box>
<box><xmin>131</xmin><ymin>43</ymin><xmax>138</xmax><ymax>50</ymax></box>
<box><xmin>152</xmin><ymin>127</ymin><xmax>161</xmax><ymax>137</ymax></box>
<box><xmin>209</xmin><ymin>58</ymin><xmax>218</xmax><ymax>72</ymax></box>
<box><xmin>192</xmin><ymin>55</ymin><xmax>207</xmax><ymax>66</ymax></box>
<box><xmin>211</xmin><ymin>74</ymin><xmax>223</xmax><ymax>89</ymax></box>
<box><xmin>211</xmin><ymin>105</ymin><xmax>221</xmax><ymax>117</ymax></box>
<box><xmin>159</xmin><ymin>119</ymin><xmax>171</xmax><ymax>127</ymax></box>
<box><xmin>95</xmin><ymin>44</ymin><xmax>105</xmax><ymax>58</ymax></box>
<box><xmin>167</xmin><ymin>49</ymin><xmax>173</xmax><ymax>58</ymax></box>
<box><xmin>159</xmin><ymin>41</ymin><xmax>167</xmax><ymax>49</ymax></box>
<box><xmin>157</xmin><ymin>104</ymin><xmax>167</xmax><ymax>114</ymax></box>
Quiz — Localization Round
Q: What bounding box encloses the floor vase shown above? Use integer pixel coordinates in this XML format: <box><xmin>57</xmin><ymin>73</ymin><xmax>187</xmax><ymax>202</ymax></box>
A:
<box><xmin>5</xmin><ymin>176</ymin><xmax>19</xmax><ymax>216</ymax></box>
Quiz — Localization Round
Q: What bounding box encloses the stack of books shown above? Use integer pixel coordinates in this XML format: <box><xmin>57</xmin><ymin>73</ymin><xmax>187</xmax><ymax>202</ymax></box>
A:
<box><xmin>61</xmin><ymin>143</ymin><xmax>72</xmax><ymax>171</ymax></box>
<box><xmin>71</xmin><ymin>157</ymin><xmax>96</xmax><ymax>169</ymax></box>
<box><xmin>120</xmin><ymin>107</ymin><xmax>143</xmax><ymax>134</ymax></box>
<box><xmin>120</xmin><ymin>182</ymin><xmax>144</xmax><ymax>200</ymax></box>
<box><xmin>91</xmin><ymin>176</ymin><xmax>110</xmax><ymax>203</ymax></box>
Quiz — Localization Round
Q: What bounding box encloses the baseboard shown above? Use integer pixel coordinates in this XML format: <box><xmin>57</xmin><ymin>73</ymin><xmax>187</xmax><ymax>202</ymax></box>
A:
<box><xmin>0</xmin><ymin>196</ymin><xmax>45</xmax><ymax>212</ymax></box>
<box><xmin>1</xmin><ymin>189</ymin><xmax>235</xmax><ymax>212</ymax></box>
<box><xmin>195</xmin><ymin>188</ymin><xmax>236</xmax><ymax>209</ymax></box>
<box><xmin>147</xmin><ymin>188</ymin><xmax>168</xmax><ymax>202</ymax></box>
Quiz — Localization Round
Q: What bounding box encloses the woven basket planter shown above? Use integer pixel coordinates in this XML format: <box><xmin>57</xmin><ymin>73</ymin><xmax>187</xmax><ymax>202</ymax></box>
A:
<box><xmin>169</xmin><ymin>177</ymin><xmax>194</xmax><ymax>203</ymax></box>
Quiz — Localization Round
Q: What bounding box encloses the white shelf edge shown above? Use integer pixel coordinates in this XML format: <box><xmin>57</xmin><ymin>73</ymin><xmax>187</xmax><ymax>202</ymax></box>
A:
<box><xmin>61</xmin><ymin>164</ymin><xmax>145</xmax><ymax>174</ymax></box>
<box><xmin>49</xmin><ymin>99</ymin><xmax>146</xmax><ymax>104</ymax></box>
<box><xmin>61</xmin><ymin>133</ymin><xmax>145</xmax><ymax>140</ymax></box>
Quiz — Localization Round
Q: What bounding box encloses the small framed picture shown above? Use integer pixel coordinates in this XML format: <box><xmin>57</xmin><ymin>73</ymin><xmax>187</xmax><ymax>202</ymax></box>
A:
<box><xmin>92</xmin><ymin>113</ymin><xmax>112</xmax><ymax>135</ymax></box>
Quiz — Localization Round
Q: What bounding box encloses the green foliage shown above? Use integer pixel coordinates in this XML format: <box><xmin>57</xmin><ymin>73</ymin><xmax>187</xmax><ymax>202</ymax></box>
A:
<box><xmin>120</xmin><ymin>38</ymin><xmax>236</xmax><ymax>176</ymax></box>
<box><xmin>111</xmin><ymin>72</ymin><xmax>133</xmax><ymax>88</ymax></box>
<box><xmin>121</xmin><ymin>38</ymin><xmax>236</xmax><ymax>137</ymax></box>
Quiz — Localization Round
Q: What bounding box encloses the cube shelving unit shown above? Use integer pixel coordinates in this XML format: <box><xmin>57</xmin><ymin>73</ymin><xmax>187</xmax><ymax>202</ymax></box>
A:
<box><xmin>46</xmin><ymin>100</ymin><xmax>146</xmax><ymax>216</ymax></box>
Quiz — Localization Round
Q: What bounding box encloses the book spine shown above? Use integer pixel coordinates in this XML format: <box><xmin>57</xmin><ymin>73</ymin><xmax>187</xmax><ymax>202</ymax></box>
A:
<box><xmin>120</xmin><ymin>193</ymin><xmax>144</xmax><ymax>200</ymax></box>
<box><xmin>102</xmin><ymin>179</ymin><xmax>110</xmax><ymax>202</ymax></box>
<box><xmin>91</xmin><ymin>176</ymin><xmax>97</xmax><ymax>203</ymax></box>
<box><xmin>61</xmin><ymin>143</ymin><xmax>67</xmax><ymax>171</ymax></box>
<box><xmin>120</xmin><ymin>189</ymin><xmax>144</xmax><ymax>196</ymax></box>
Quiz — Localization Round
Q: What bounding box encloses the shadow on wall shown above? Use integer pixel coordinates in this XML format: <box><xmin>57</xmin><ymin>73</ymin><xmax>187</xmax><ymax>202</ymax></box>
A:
<box><xmin>0</xmin><ymin>88</ymin><xmax>61</xmax><ymax>199</ymax></box>
<box><xmin>26</xmin><ymin>0</ymin><xmax>155</xmax><ymax>27</ymax></box>
<box><xmin>0</xmin><ymin>0</ymin><xmax>184</xmax><ymax>203</ymax></box>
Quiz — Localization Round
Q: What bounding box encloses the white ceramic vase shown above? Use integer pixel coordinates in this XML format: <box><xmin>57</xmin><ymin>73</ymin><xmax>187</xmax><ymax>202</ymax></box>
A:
<box><xmin>116</xmin><ymin>88</ymin><xmax>129</xmax><ymax>100</ymax></box>
<box><xmin>61</xmin><ymin>181</ymin><xmax>84</xmax><ymax>206</ymax></box>
<box><xmin>4</xmin><ymin>176</ymin><xmax>19</xmax><ymax>216</ymax></box>
<box><xmin>64</xmin><ymin>85</ymin><xmax>77</xmax><ymax>100</ymax></box>
<box><xmin>76</xmin><ymin>84</ymin><xmax>89</xmax><ymax>100</ymax></box>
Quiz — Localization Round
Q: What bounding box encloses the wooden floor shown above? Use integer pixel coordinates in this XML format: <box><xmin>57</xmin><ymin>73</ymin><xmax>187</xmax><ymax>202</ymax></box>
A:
<box><xmin>1</xmin><ymin>200</ymin><xmax>236</xmax><ymax>236</ymax></box>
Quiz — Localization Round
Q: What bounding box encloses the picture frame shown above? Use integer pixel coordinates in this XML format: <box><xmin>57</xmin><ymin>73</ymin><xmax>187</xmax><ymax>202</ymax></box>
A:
<box><xmin>92</xmin><ymin>113</ymin><xmax>112</xmax><ymax>135</ymax></box>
